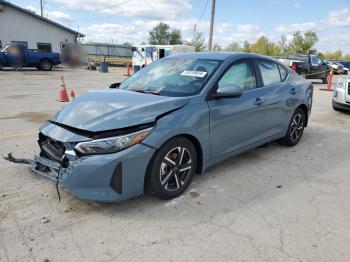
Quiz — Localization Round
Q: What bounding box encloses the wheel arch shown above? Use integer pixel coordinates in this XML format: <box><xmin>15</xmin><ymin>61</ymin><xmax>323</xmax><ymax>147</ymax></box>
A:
<box><xmin>144</xmin><ymin>133</ymin><xmax>205</xmax><ymax>190</ymax></box>
<box><xmin>297</xmin><ymin>104</ymin><xmax>308</xmax><ymax>127</ymax></box>
<box><xmin>39</xmin><ymin>57</ymin><xmax>53</xmax><ymax>65</ymax></box>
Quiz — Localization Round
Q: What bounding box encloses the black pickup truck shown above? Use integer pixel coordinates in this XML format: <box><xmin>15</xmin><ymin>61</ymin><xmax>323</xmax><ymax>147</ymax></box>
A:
<box><xmin>279</xmin><ymin>54</ymin><xmax>329</xmax><ymax>84</ymax></box>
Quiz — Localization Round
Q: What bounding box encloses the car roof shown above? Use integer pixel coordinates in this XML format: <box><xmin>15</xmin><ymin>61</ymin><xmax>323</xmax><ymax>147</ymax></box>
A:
<box><xmin>171</xmin><ymin>52</ymin><xmax>278</xmax><ymax>62</ymax></box>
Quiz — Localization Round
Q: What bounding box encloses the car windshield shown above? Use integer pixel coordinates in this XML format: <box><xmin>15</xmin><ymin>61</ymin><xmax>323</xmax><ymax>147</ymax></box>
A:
<box><xmin>119</xmin><ymin>58</ymin><xmax>222</xmax><ymax>97</ymax></box>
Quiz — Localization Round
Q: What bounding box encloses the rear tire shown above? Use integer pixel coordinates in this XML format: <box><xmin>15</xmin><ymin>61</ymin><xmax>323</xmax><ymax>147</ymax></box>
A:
<box><xmin>280</xmin><ymin>108</ymin><xmax>306</xmax><ymax>146</ymax></box>
<box><xmin>39</xmin><ymin>59</ymin><xmax>52</xmax><ymax>71</ymax></box>
<box><xmin>146</xmin><ymin>137</ymin><xmax>197</xmax><ymax>200</ymax></box>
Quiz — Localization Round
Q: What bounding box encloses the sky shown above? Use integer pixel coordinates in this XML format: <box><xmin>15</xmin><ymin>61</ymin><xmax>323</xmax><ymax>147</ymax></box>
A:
<box><xmin>8</xmin><ymin>0</ymin><xmax>350</xmax><ymax>53</ymax></box>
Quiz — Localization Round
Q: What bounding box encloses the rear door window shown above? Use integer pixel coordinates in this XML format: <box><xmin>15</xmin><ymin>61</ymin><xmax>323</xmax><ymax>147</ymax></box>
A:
<box><xmin>37</xmin><ymin>43</ymin><xmax>52</xmax><ymax>52</ymax></box>
<box><xmin>257</xmin><ymin>61</ymin><xmax>282</xmax><ymax>86</ymax></box>
<box><xmin>278</xmin><ymin>65</ymin><xmax>288</xmax><ymax>81</ymax></box>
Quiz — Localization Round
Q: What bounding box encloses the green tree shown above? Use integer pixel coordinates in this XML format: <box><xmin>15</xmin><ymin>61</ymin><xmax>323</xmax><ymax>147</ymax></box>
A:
<box><xmin>241</xmin><ymin>41</ymin><xmax>251</xmax><ymax>53</ymax></box>
<box><xmin>324</xmin><ymin>50</ymin><xmax>343</xmax><ymax>60</ymax></box>
<box><xmin>226</xmin><ymin>42</ymin><xmax>241</xmax><ymax>52</ymax></box>
<box><xmin>289</xmin><ymin>30</ymin><xmax>318</xmax><ymax>54</ymax></box>
<box><xmin>148</xmin><ymin>22</ymin><xmax>170</xmax><ymax>45</ymax></box>
<box><xmin>122</xmin><ymin>41</ymin><xmax>132</xmax><ymax>48</ymax></box>
<box><xmin>189</xmin><ymin>32</ymin><xmax>206</xmax><ymax>52</ymax></box>
<box><xmin>169</xmin><ymin>29</ymin><xmax>183</xmax><ymax>45</ymax></box>
<box><xmin>148</xmin><ymin>23</ymin><xmax>183</xmax><ymax>45</ymax></box>
<box><xmin>250</xmin><ymin>36</ymin><xmax>280</xmax><ymax>55</ymax></box>
<box><xmin>333</xmin><ymin>50</ymin><xmax>342</xmax><ymax>59</ymax></box>
<box><xmin>279</xmin><ymin>34</ymin><xmax>290</xmax><ymax>56</ymax></box>
<box><xmin>317</xmin><ymin>51</ymin><xmax>324</xmax><ymax>59</ymax></box>
<box><xmin>343</xmin><ymin>53</ymin><xmax>350</xmax><ymax>60</ymax></box>
<box><xmin>213</xmin><ymin>42</ymin><xmax>222</xmax><ymax>51</ymax></box>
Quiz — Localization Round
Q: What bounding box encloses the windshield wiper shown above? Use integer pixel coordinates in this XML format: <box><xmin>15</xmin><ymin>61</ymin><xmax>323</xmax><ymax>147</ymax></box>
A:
<box><xmin>130</xmin><ymin>89</ymin><xmax>161</xmax><ymax>95</ymax></box>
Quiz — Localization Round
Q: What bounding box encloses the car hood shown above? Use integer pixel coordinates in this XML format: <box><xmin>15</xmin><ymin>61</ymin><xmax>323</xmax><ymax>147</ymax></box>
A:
<box><xmin>50</xmin><ymin>89</ymin><xmax>189</xmax><ymax>132</ymax></box>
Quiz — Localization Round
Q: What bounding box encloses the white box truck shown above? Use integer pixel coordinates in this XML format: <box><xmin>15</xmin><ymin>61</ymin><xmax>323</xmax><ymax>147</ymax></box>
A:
<box><xmin>131</xmin><ymin>44</ymin><xmax>195</xmax><ymax>72</ymax></box>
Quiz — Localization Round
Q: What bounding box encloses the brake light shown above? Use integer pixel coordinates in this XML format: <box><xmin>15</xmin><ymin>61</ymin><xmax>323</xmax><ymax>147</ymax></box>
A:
<box><xmin>291</xmin><ymin>62</ymin><xmax>297</xmax><ymax>72</ymax></box>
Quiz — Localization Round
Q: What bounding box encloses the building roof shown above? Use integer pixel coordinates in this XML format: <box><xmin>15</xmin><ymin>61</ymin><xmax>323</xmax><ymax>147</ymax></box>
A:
<box><xmin>0</xmin><ymin>0</ymin><xmax>85</xmax><ymax>37</ymax></box>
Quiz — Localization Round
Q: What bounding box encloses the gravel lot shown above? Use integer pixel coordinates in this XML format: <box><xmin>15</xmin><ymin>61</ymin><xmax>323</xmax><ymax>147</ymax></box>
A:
<box><xmin>0</xmin><ymin>67</ymin><xmax>349</xmax><ymax>262</ymax></box>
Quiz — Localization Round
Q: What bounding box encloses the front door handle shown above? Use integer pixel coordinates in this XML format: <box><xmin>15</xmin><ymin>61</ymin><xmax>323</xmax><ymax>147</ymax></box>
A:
<box><xmin>253</xmin><ymin>97</ymin><xmax>265</xmax><ymax>106</ymax></box>
<box><xmin>289</xmin><ymin>88</ymin><xmax>297</xmax><ymax>95</ymax></box>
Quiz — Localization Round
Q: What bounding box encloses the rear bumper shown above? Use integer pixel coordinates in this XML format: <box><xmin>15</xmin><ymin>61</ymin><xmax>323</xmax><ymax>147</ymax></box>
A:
<box><xmin>332</xmin><ymin>100</ymin><xmax>350</xmax><ymax>111</ymax></box>
<box><xmin>29</xmin><ymin>143</ymin><xmax>155</xmax><ymax>202</ymax></box>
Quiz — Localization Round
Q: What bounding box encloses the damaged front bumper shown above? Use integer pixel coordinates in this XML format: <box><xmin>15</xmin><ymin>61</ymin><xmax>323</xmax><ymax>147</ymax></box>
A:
<box><xmin>4</xmin><ymin>153</ymin><xmax>61</xmax><ymax>182</ymax></box>
<box><xmin>5</xmin><ymin>123</ymin><xmax>156</xmax><ymax>202</ymax></box>
<box><xmin>6</xmin><ymin>143</ymin><xmax>155</xmax><ymax>202</ymax></box>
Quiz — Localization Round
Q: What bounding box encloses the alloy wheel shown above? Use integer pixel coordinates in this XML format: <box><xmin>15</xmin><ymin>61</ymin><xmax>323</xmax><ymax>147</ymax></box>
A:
<box><xmin>43</xmin><ymin>62</ymin><xmax>50</xmax><ymax>70</ymax></box>
<box><xmin>290</xmin><ymin>113</ymin><xmax>304</xmax><ymax>142</ymax></box>
<box><xmin>159</xmin><ymin>147</ymin><xmax>192</xmax><ymax>191</ymax></box>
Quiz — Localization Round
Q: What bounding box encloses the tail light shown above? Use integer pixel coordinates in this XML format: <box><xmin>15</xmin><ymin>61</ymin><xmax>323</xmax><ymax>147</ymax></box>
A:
<box><xmin>291</xmin><ymin>62</ymin><xmax>297</xmax><ymax>72</ymax></box>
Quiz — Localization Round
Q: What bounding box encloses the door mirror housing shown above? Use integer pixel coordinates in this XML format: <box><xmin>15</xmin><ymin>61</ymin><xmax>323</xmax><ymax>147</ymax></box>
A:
<box><xmin>211</xmin><ymin>84</ymin><xmax>243</xmax><ymax>99</ymax></box>
<box><xmin>109</xmin><ymin>82</ymin><xmax>121</xmax><ymax>89</ymax></box>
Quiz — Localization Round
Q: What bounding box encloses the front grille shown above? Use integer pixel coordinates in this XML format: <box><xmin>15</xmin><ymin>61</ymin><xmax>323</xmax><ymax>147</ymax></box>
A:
<box><xmin>110</xmin><ymin>163</ymin><xmax>122</xmax><ymax>194</ymax></box>
<box><xmin>38</xmin><ymin>133</ymin><xmax>65</xmax><ymax>163</ymax></box>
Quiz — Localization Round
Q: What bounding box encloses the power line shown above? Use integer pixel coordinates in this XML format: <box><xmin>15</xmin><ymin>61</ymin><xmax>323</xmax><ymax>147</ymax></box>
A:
<box><xmin>195</xmin><ymin>0</ymin><xmax>209</xmax><ymax>29</ymax></box>
<box><xmin>193</xmin><ymin>0</ymin><xmax>209</xmax><ymax>41</ymax></box>
<box><xmin>88</xmin><ymin>0</ymin><xmax>133</xmax><ymax>12</ymax></box>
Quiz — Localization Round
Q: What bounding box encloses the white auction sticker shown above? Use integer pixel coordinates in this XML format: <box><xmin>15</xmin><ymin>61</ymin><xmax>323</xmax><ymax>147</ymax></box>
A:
<box><xmin>180</xmin><ymin>70</ymin><xmax>207</xmax><ymax>78</ymax></box>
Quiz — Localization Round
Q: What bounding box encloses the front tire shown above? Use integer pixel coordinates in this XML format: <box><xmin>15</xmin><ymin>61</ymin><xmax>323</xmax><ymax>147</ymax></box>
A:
<box><xmin>146</xmin><ymin>137</ymin><xmax>197</xmax><ymax>200</ymax></box>
<box><xmin>280</xmin><ymin>108</ymin><xmax>306</xmax><ymax>146</ymax></box>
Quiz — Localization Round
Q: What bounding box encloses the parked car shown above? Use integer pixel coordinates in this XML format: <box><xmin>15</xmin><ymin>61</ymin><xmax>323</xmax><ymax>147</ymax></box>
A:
<box><xmin>279</xmin><ymin>54</ymin><xmax>329</xmax><ymax>83</ymax></box>
<box><xmin>333</xmin><ymin>76</ymin><xmax>350</xmax><ymax>111</ymax></box>
<box><xmin>5</xmin><ymin>52</ymin><xmax>313</xmax><ymax>202</ymax></box>
<box><xmin>0</xmin><ymin>43</ymin><xmax>61</xmax><ymax>71</ymax></box>
<box><xmin>328</xmin><ymin>61</ymin><xmax>349</xmax><ymax>75</ymax></box>
<box><xmin>339</xmin><ymin>61</ymin><xmax>350</xmax><ymax>69</ymax></box>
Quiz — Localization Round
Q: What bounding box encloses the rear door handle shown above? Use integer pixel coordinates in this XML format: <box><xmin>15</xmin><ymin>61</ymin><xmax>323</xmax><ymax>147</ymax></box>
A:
<box><xmin>253</xmin><ymin>97</ymin><xmax>265</xmax><ymax>106</ymax></box>
<box><xmin>290</xmin><ymin>88</ymin><xmax>297</xmax><ymax>95</ymax></box>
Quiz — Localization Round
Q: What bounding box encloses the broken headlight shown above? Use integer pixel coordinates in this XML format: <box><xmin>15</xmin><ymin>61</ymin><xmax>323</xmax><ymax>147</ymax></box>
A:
<box><xmin>74</xmin><ymin>127</ymin><xmax>153</xmax><ymax>155</ymax></box>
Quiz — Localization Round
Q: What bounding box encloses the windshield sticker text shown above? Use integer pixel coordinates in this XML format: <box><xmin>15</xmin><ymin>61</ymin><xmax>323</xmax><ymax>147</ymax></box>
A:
<box><xmin>180</xmin><ymin>70</ymin><xmax>207</xmax><ymax>78</ymax></box>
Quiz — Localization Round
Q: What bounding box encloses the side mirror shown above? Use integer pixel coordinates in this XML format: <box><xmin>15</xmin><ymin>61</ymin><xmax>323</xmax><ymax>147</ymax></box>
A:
<box><xmin>211</xmin><ymin>84</ymin><xmax>243</xmax><ymax>99</ymax></box>
<box><xmin>109</xmin><ymin>83</ymin><xmax>121</xmax><ymax>89</ymax></box>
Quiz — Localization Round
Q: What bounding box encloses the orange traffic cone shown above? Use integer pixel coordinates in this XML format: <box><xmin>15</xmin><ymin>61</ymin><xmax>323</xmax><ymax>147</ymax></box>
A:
<box><xmin>320</xmin><ymin>69</ymin><xmax>334</xmax><ymax>91</ymax></box>
<box><xmin>327</xmin><ymin>69</ymin><xmax>334</xmax><ymax>90</ymax></box>
<box><xmin>69</xmin><ymin>90</ymin><xmax>75</xmax><ymax>101</ymax></box>
<box><xmin>57</xmin><ymin>76</ymin><xmax>69</xmax><ymax>102</ymax></box>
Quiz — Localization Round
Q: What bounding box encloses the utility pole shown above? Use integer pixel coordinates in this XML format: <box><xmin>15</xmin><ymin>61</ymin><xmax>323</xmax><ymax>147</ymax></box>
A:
<box><xmin>40</xmin><ymin>0</ymin><xmax>43</xmax><ymax>17</ymax></box>
<box><xmin>208</xmin><ymin>0</ymin><xmax>216</xmax><ymax>51</ymax></box>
